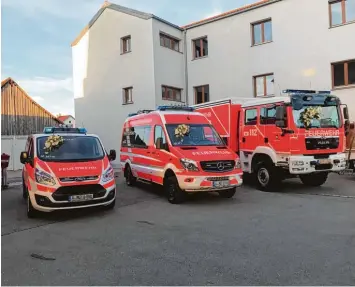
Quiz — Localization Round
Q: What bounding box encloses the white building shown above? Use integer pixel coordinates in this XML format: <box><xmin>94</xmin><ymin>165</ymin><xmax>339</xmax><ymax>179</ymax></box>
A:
<box><xmin>72</xmin><ymin>0</ymin><xmax>355</xmax><ymax>165</ymax></box>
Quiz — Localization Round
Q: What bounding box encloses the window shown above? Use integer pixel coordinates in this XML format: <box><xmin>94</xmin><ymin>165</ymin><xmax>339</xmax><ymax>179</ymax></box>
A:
<box><xmin>254</xmin><ymin>74</ymin><xmax>274</xmax><ymax>97</ymax></box>
<box><xmin>160</xmin><ymin>33</ymin><xmax>180</xmax><ymax>52</ymax></box>
<box><xmin>252</xmin><ymin>19</ymin><xmax>272</xmax><ymax>45</ymax></box>
<box><xmin>162</xmin><ymin>86</ymin><xmax>182</xmax><ymax>102</ymax></box>
<box><xmin>193</xmin><ymin>37</ymin><xmax>208</xmax><ymax>59</ymax></box>
<box><xmin>154</xmin><ymin>125</ymin><xmax>167</xmax><ymax>147</ymax></box>
<box><xmin>121</xmin><ymin>126</ymin><xmax>151</xmax><ymax>148</ymax></box>
<box><xmin>194</xmin><ymin>85</ymin><xmax>209</xmax><ymax>104</ymax></box>
<box><xmin>121</xmin><ymin>36</ymin><xmax>131</xmax><ymax>54</ymax></box>
<box><xmin>260</xmin><ymin>106</ymin><xmax>277</xmax><ymax>125</ymax></box>
<box><xmin>332</xmin><ymin>59</ymin><xmax>355</xmax><ymax>88</ymax></box>
<box><xmin>123</xmin><ymin>87</ymin><xmax>133</xmax><ymax>104</ymax></box>
<box><xmin>245</xmin><ymin>109</ymin><xmax>258</xmax><ymax>125</ymax></box>
<box><xmin>329</xmin><ymin>0</ymin><xmax>355</xmax><ymax>27</ymax></box>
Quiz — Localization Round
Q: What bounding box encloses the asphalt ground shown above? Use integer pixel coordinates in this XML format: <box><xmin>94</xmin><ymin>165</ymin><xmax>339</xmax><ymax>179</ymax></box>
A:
<box><xmin>1</xmin><ymin>173</ymin><xmax>355</xmax><ymax>285</ymax></box>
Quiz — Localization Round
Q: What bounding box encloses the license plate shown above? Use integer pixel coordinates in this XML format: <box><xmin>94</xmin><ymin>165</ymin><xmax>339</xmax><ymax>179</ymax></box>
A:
<box><xmin>318</xmin><ymin>159</ymin><xmax>331</xmax><ymax>164</ymax></box>
<box><xmin>213</xmin><ymin>180</ymin><xmax>230</xmax><ymax>188</ymax></box>
<box><xmin>69</xmin><ymin>194</ymin><xmax>93</xmax><ymax>202</ymax></box>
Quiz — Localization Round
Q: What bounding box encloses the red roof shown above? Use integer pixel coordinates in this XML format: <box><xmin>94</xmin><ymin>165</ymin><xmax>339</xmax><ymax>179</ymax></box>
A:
<box><xmin>57</xmin><ymin>115</ymin><xmax>74</xmax><ymax>122</ymax></box>
<box><xmin>181</xmin><ymin>0</ymin><xmax>274</xmax><ymax>29</ymax></box>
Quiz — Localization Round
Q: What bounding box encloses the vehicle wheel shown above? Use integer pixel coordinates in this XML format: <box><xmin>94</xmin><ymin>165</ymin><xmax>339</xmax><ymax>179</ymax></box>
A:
<box><xmin>105</xmin><ymin>198</ymin><xmax>116</xmax><ymax>209</ymax></box>
<box><xmin>218</xmin><ymin>187</ymin><xmax>236</xmax><ymax>198</ymax></box>
<box><xmin>165</xmin><ymin>176</ymin><xmax>186</xmax><ymax>204</ymax></box>
<box><xmin>255</xmin><ymin>162</ymin><xmax>281</xmax><ymax>192</ymax></box>
<box><xmin>27</xmin><ymin>194</ymin><xmax>39</xmax><ymax>218</ymax></box>
<box><xmin>22</xmin><ymin>178</ymin><xmax>27</xmax><ymax>199</ymax></box>
<box><xmin>300</xmin><ymin>172</ymin><xmax>328</xmax><ymax>187</ymax></box>
<box><xmin>125</xmin><ymin>165</ymin><xmax>136</xmax><ymax>186</ymax></box>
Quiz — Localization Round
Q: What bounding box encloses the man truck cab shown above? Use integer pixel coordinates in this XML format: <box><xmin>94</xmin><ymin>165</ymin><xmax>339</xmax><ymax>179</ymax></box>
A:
<box><xmin>193</xmin><ymin>90</ymin><xmax>348</xmax><ymax>190</ymax></box>
<box><xmin>21</xmin><ymin>126</ymin><xmax>117</xmax><ymax>218</ymax></box>
<box><xmin>120</xmin><ymin>105</ymin><xmax>243</xmax><ymax>203</ymax></box>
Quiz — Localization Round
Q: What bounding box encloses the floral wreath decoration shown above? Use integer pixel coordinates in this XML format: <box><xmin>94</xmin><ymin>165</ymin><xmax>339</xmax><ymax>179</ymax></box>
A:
<box><xmin>174</xmin><ymin>124</ymin><xmax>190</xmax><ymax>142</ymax></box>
<box><xmin>43</xmin><ymin>134</ymin><xmax>64</xmax><ymax>154</ymax></box>
<box><xmin>299</xmin><ymin>106</ymin><xmax>322</xmax><ymax>128</ymax></box>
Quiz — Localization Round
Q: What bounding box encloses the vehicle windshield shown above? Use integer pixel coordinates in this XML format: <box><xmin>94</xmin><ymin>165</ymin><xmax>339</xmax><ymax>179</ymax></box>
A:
<box><xmin>165</xmin><ymin>124</ymin><xmax>224</xmax><ymax>146</ymax></box>
<box><xmin>37</xmin><ymin>135</ymin><xmax>105</xmax><ymax>162</ymax></box>
<box><xmin>292</xmin><ymin>105</ymin><xmax>340</xmax><ymax>128</ymax></box>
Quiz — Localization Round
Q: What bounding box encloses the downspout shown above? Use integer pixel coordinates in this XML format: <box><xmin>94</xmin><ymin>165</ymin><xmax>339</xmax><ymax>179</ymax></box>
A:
<box><xmin>183</xmin><ymin>29</ymin><xmax>189</xmax><ymax>105</ymax></box>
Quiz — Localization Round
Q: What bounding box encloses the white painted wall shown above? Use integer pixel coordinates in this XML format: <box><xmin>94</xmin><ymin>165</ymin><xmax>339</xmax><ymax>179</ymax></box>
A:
<box><xmin>73</xmin><ymin>9</ymin><xmax>156</xmax><ymax>167</ymax></box>
<box><xmin>186</xmin><ymin>0</ymin><xmax>355</xmax><ymax>116</ymax></box>
<box><xmin>1</xmin><ymin>136</ymin><xmax>27</xmax><ymax>171</ymax></box>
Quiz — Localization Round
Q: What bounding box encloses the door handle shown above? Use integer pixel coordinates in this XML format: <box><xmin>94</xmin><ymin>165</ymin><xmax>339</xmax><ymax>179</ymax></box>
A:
<box><xmin>147</xmin><ymin>151</ymin><xmax>151</xmax><ymax>154</ymax></box>
<box><xmin>242</xmin><ymin>137</ymin><xmax>246</xmax><ymax>143</ymax></box>
<box><xmin>264</xmin><ymin>137</ymin><xmax>269</xmax><ymax>143</ymax></box>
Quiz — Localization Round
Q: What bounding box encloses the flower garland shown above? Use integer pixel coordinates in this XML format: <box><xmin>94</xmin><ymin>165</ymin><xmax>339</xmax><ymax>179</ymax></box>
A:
<box><xmin>174</xmin><ymin>124</ymin><xmax>190</xmax><ymax>142</ymax></box>
<box><xmin>43</xmin><ymin>135</ymin><xmax>64</xmax><ymax>154</ymax></box>
<box><xmin>299</xmin><ymin>107</ymin><xmax>322</xmax><ymax>128</ymax></box>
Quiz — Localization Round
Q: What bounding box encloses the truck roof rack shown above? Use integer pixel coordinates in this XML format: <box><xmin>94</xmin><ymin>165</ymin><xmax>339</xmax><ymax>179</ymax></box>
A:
<box><xmin>283</xmin><ymin>89</ymin><xmax>331</xmax><ymax>94</ymax></box>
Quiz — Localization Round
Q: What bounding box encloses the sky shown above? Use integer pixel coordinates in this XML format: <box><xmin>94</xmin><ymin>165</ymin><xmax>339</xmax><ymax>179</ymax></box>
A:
<box><xmin>1</xmin><ymin>0</ymin><xmax>257</xmax><ymax>117</ymax></box>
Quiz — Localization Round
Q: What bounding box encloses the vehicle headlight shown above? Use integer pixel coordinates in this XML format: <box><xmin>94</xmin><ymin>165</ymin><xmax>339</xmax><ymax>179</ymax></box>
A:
<box><xmin>102</xmin><ymin>166</ymin><xmax>115</xmax><ymax>182</ymax></box>
<box><xmin>35</xmin><ymin>168</ymin><xmax>56</xmax><ymax>186</ymax></box>
<box><xmin>180</xmin><ymin>158</ymin><xmax>199</xmax><ymax>171</ymax></box>
<box><xmin>235</xmin><ymin>159</ymin><xmax>241</xmax><ymax>169</ymax></box>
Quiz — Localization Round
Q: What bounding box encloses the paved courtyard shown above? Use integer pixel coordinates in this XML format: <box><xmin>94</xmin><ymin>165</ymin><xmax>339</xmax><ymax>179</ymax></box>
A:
<box><xmin>1</xmin><ymin>173</ymin><xmax>355</xmax><ymax>285</ymax></box>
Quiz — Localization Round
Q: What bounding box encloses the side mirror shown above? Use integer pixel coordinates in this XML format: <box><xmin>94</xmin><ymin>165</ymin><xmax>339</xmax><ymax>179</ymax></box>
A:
<box><xmin>275</xmin><ymin>120</ymin><xmax>286</xmax><ymax>128</ymax></box>
<box><xmin>108</xmin><ymin>149</ymin><xmax>116</xmax><ymax>161</ymax></box>
<box><xmin>20</xmin><ymin>151</ymin><xmax>29</xmax><ymax>164</ymax></box>
<box><xmin>275</xmin><ymin>106</ymin><xmax>286</xmax><ymax>121</ymax></box>
<box><xmin>343</xmin><ymin>106</ymin><xmax>349</xmax><ymax>120</ymax></box>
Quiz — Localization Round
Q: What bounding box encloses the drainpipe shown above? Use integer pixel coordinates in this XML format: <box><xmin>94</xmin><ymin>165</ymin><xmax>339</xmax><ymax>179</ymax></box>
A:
<box><xmin>183</xmin><ymin>29</ymin><xmax>189</xmax><ymax>105</ymax></box>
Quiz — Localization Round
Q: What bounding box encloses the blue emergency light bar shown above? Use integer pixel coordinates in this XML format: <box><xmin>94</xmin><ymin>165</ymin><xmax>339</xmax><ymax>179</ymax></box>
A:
<box><xmin>283</xmin><ymin>89</ymin><xmax>331</xmax><ymax>94</ymax></box>
<box><xmin>43</xmin><ymin>127</ymin><xmax>87</xmax><ymax>134</ymax></box>
<box><xmin>156</xmin><ymin>105</ymin><xmax>195</xmax><ymax>112</ymax></box>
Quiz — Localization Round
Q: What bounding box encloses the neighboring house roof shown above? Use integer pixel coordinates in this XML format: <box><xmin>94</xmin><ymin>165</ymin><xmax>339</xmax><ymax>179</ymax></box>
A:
<box><xmin>72</xmin><ymin>0</ymin><xmax>282</xmax><ymax>47</ymax></box>
<box><xmin>57</xmin><ymin>115</ymin><xmax>75</xmax><ymax>122</ymax></box>
<box><xmin>71</xmin><ymin>0</ymin><xmax>182</xmax><ymax>47</ymax></box>
<box><xmin>1</xmin><ymin>77</ymin><xmax>63</xmax><ymax>124</ymax></box>
<box><xmin>181</xmin><ymin>0</ymin><xmax>280</xmax><ymax>29</ymax></box>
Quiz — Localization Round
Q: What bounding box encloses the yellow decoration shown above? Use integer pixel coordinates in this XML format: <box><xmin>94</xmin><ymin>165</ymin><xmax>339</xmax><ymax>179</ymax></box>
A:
<box><xmin>43</xmin><ymin>135</ymin><xmax>64</xmax><ymax>154</ymax></box>
<box><xmin>174</xmin><ymin>124</ymin><xmax>190</xmax><ymax>139</ymax></box>
<box><xmin>299</xmin><ymin>107</ymin><xmax>322</xmax><ymax>128</ymax></box>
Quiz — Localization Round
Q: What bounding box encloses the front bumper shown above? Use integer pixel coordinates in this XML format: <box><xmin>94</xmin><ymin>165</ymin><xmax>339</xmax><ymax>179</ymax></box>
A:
<box><xmin>29</xmin><ymin>183</ymin><xmax>116</xmax><ymax>212</ymax></box>
<box><xmin>176</xmin><ymin>173</ymin><xmax>243</xmax><ymax>192</ymax></box>
<box><xmin>288</xmin><ymin>153</ymin><xmax>347</xmax><ymax>174</ymax></box>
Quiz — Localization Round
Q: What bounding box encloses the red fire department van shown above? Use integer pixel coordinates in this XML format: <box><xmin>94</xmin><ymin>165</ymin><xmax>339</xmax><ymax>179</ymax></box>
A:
<box><xmin>193</xmin><ymin>90</ymin><xmax>349</xmax><ymax>190</ymax></box>
<box><xmin>20</xmin><ymin>126</ymin><xmax>117</xmax><ymax>218</ymax></box>
<box><xmin>120</xmin><ymin>105</ymin><xmax>243</xmax><ymax>203</ymax></box>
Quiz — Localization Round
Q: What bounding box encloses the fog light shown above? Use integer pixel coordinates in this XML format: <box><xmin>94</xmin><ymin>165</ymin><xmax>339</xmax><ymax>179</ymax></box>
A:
<box><xmin>184</xmin><ymin>178</ymin><xmax>194</xmax><ymax>183</ymax></box>
<box><xmin>292</xmin><ymin>161</ymin><xmax>304</xmax><ymax>166</ymax></box>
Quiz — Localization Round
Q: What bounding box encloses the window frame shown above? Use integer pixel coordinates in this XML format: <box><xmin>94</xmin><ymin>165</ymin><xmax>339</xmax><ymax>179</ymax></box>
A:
<box><xmin>260</xmin><ymin>105</ymin><xmax>278</xmax><ymax>125</ymax></box>
<box><xmin>121</xmin><ymin>35</ymin><xmax>131</xmax><ymax>54</ymax></box>
<box><xmin>194</xmin><ymin>84</ymin><xmax>210</xmax><ymax>104</ymax></box>
<box><xmin>122</xmin><ymin>87</ymin><xmax>133</xmax><ymax>105</ymax></box>
<box><xmin>329</xmin><ymin>0</ymin><xmax>355</xmax><ymax>27</ymax></box>
<box><xmin>154</xmin><ymin>125</ymin><xmax>168</xmax><ymax>148</ymax></box>
<box><xmin>121</xmin><ymin>125</ymin><xmax>151</xmax><ymax>149</ymax></box>
<box><xmin>162</xmin><ymin>85</ymin><xmax>183</xmax><ymax>102</ymax></box>
<box><xmin>251</xmin><ymin>18</ymin><xmax>272</xmax><ymax>46</ymax></box>
<box><xmin>253</xmin><ymin>73</ymin><xmax>274</xmax><ymax>97</ymax></box>
<box><xmin>192</xmin><ymin>36</ymin><xmax>208</xmax><ymax>59</ymax></box>
<box><xmin>331</xmin><ymin>59</ymin><xmax>355</xmax><ymax>88</ymax></box>
<box><xmin>245</xmin><ymin>108</ymin><xmax>258</xmax><ymax>126</ymax></box>
<box><xmin>159</xmin><ymin>32</ymin><xmax>180</xmax><ymax>52</ymax></box>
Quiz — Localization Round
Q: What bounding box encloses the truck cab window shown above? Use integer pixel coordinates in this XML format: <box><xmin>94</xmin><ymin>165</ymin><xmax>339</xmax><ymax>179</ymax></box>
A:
<box><xmin>245</xmin><ymin>109</ymin><xmax>258</xmax><ymax>125</ymax></box>
<box><xmin>260</xmin><ymin>106</ymin><xmax>277</xmax><ymax>125</ymax></box>
<box><xmin>154</xmin><ymin>125</ymin><xmax>167</xmax><ymax>146</ymax></box>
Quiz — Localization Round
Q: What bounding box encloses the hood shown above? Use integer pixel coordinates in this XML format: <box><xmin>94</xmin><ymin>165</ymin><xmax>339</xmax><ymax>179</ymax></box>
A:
<box><xmin>172</xmin><ymin>146</ymin><xmax>236</xmax><ymax>162</ymax></box>
<box><xmin>36</xmin><ymin>158</ymin><xmax>109</xmax><ymax>178</ymax></box>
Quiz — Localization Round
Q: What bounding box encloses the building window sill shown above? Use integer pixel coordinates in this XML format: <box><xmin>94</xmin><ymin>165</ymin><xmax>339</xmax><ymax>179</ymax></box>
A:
<box><xmin>192</xmin><ymin>56</ymin><xmax>208</xmax><ymax>61</ymax></box>
<box><xmin>332</xmin><ymin>85</ymin><xmax>355</xmax><ymax>91</ymax></box>
<box><xmin>122</xmin><ymin>102</ymin><xmax>134</xmax><ymax>105</ymax></box>
<box><xmin>251</xmin><ymin>41</ymin><xmax>273</xmax><ymax>47</ymax></box>
<box><xmin>329</xmin><ymin>20</ymin><xmax>355</xmax><ymax>29</ymax></box>
<box><xmin>121</xmin><ymin>51</ymin><xmax>132</xmax><ymax>55</ymax></box>
<box><xmin>160</xmin><ymin>45</ymin><xmax>183</xmax><ymax>54</ymax></box>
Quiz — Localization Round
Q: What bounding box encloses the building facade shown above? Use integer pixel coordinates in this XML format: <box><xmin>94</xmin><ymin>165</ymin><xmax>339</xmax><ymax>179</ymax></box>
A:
<box><xmin>57</xmin><ymin>115</ymin><xmax>76</xmax><ymax>127</ymax></box>
<box><xmin>72</xmin><ymin>0</ymin><xmax>355</xmax><ymax>164</ymax></box>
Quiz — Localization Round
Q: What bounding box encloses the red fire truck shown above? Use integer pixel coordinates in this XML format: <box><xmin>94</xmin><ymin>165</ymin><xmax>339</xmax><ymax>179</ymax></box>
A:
<box><xmin>193</xmin><ymin>89</ymin><xmax>349</xmax><ymax>190</ymax></box>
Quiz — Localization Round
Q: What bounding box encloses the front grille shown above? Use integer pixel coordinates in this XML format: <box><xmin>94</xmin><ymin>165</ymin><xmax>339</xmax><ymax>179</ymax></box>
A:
<box><xmin>52</xmin><ymin>184</ymin><xmax>106</xmax><ymax>201</ymax></box>
<box><xmin>200</xmin><ymin>160</ymin><xmax>235</xmax><ymax>172</ymax></box>
<box><xmin>59</xmin><ymin>175</ymin><xmax>99</xmax><ymax>182</ymax></box>
<box><xmin>315</xmin><ymin>164</ymin><xmax>333</xmax><ymax>170</ymax></box>
<box><xmin>305</xmin><ymin>137</ymin><xmax>339</xmax><ymax>150</ymax></box>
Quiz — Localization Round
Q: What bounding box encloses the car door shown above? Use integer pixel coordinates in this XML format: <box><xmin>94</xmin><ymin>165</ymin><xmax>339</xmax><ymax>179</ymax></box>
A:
<box><xmin>151</xmin><ymin>125</ymin><xmax>169</xmax><ymax>185</ymax></box>
<box><xmin>240</xmin><ymin>108</ymin><xmax>259</xmax><ymax>152</ymax></box>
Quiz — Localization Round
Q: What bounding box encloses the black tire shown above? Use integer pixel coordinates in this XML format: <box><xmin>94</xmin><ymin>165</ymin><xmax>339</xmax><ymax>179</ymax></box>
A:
<box><xmin>27</xmin><ymin>194</ymin><xmax>40</xmax><ymax>218</ymax></box>
<box><xmin>300</xmin><ymin>172</ymin><xmax>328</xmax><ymax>187</ymax></box>
<box><xmin>165</xmin><ymin>176</ymin><xmax>186</xmax><ymax>204</ymax></box>
<box><xmin>22</xmin><ymin>178</ymin><xmax>27</xmax><ymax>199</ymax></box>
<box><xmin>255</xmin><ymin>162</ymin><xmax>281</xmax><ymax>192</ymax></box>
<box><xmin>105</xmin><ymin>198</ymin><xmax>116</xmax><ymax>209</ymax></box>
<box><xmin>218</xmin><ymin>187</ymin><xmax>236</xmax><ymax>198</ymax></box>
<box><xmin>125</xmin><ymin>165</ymin><xmax>136</xmax><ymax>186</ymax></box>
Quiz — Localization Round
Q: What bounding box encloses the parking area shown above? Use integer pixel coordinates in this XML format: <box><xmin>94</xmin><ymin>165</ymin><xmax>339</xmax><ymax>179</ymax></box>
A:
<box><xmin>1</xmin><ymin>173</ymin><xmax>355</xmax><ymax>285</ymax></box>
